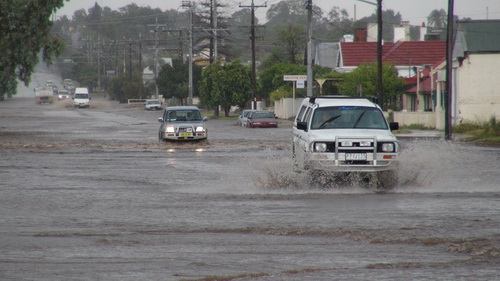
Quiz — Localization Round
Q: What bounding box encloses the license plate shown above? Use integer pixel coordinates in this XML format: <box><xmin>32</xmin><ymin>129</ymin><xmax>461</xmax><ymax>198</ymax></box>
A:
<box><xmin>345</xmin><ymin>153</ymin><xmax>367</xmax><ymax>160</ymax></box>
<box><xmin>180</xmin><ymin>132</ymin><xmax>193</xmax><ymax>137</ymax></box>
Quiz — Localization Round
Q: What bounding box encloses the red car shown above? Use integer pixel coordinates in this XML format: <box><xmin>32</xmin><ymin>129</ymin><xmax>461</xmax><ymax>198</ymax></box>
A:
<box><xmin>246</xmin><ymin>111</ymin><xmax>278</xmax><ymax>128</ymax></box>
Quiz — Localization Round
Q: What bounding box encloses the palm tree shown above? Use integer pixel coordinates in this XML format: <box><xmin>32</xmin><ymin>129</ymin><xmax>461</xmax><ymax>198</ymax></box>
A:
<box><xmin>427</xmin><ymin>9</ymin><xmax>447</xmax><ymax>28</ymax></box>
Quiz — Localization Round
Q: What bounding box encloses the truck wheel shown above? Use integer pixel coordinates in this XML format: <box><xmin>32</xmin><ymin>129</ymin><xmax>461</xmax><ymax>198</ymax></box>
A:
<box><xmin>376</xmin><ymin>170</ymin><xmax>398</xmax><ymax>190</ymax></box>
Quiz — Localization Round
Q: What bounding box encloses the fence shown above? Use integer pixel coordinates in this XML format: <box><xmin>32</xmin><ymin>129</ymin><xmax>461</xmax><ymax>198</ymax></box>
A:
<box><xmin>127</xmin><ymin>99</ymin><xmax>147</xmax><ymax>105</ymax></box>
<box><xmin>390</xmin><ymin>111</ymin><xmax>436</xmax><ymax>128</ymax></box>
<box><xmin>275</xmin><ymin>97</ymin><xmax>438</xmax><ymax>128</ymax></box>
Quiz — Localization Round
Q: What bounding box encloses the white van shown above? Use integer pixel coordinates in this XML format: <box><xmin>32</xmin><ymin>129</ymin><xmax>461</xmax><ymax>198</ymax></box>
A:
<box><xmin>73</xmin><ymin>88</ymin><xmax>91</xmax><ymax>108</ymax></box>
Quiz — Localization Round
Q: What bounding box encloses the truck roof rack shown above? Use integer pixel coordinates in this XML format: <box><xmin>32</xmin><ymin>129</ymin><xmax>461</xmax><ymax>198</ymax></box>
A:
<box><xmin>309</xmin><ymin>96</ymin><xmax>378</xmax><ymax>104</ymax></box>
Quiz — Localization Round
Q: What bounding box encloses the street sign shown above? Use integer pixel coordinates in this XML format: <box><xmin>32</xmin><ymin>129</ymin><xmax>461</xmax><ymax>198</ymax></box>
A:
<box><xmin>283</xmin><ymin>75</ymin><xmax>307</xmax><ymax>81</ymax></box>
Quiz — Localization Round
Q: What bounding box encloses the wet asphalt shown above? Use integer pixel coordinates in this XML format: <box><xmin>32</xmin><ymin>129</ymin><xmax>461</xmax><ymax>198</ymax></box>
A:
<box><xmin>0</xmin><ymin>94</ymin><xmax>499</xmax><ymax>281</ymax></box>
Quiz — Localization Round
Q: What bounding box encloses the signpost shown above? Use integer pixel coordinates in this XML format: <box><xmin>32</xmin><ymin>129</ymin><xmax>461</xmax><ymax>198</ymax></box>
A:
<box><xmin>284</xmin><ymin>75</ymin><xmax>307</xmax><ymax>81</ymax></box>
<box><xmin>283</xmin><ymin>75</ymin><xmax>307</xmax><ymax>116</ymax></box>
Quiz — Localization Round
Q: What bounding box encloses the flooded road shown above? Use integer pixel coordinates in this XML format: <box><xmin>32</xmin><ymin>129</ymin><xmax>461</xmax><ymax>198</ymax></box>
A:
<box><xmin>1</xmin><ymin>96</ymin><xmax>499</xmax><ymax>281</ymax></box>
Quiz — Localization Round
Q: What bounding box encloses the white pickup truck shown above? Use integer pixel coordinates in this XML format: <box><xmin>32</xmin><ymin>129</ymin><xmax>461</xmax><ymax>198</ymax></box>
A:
<box><xmin>292</xmin><ymin>96</ymin><xmax>400</xmax><ymax>188</ymax></box>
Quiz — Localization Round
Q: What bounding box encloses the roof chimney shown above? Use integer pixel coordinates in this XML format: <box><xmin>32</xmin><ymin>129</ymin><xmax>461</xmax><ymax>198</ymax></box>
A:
<box><xmin>367</xmin><ymin>23</ymin><xmax>378</xmax><ymax>42</ymax></box>
<box><xmin>420</xmin><ymin>22</ymin><xmax>428</xmax><ymax>41</ymax></box>
<box><xmin>394</xmin><ymin>21</ymin><xmax>410</xmax><ymax>42</ymax></box>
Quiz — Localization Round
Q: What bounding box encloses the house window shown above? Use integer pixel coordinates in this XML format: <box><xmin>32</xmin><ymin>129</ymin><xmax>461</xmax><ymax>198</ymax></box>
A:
<box><xmin>410</xmin><ymin>95</ymin><xmax>417</xmax><ymax>111</ymax></box>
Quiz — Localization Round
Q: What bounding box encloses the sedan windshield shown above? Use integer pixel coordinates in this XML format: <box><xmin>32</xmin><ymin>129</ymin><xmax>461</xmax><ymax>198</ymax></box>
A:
<box><xmin>251</xmin><ymin>112</ymin><xmax>274</xmax><ymax>119</ymax></box>
<box><xmin>311</xmin><ymin>106</ymin><xmax>387</xmax><ymax>130</ymax></box>
<box><xmin>166</xmin><ymin>110</ymin><xmax>202</xmax><ymax>122</ymax></box>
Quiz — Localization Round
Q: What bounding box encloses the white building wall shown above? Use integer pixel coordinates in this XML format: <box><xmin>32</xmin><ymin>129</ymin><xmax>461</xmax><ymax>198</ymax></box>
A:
<box><xmin>367</xmin><ymin>23</ymin><xmax>378</xmax><ymax>42</ymax></box>
<box><xmin>274</xmin><ymin>98</ymin><xmax>304</xmax><ymax>119</ymax></box>
<box><xmin>456</xmin><ymin>53</ymin><xmax>500</xmax><ymax>123</ymax></box>
<box><xmin>391</xmin><ymin>112</ymin><xmax>436</xmax><ymax>128</ymax></box>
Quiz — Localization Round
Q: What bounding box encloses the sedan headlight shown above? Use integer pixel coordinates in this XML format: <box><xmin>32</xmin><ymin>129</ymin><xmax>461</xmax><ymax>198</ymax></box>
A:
<box><xmin>381</xmin><ymin>143</ymin><xmax>395</xmax><ymax>152</ymax></box>
<box><xmin>314</xmin><ymin>142</ymin><xmax>327</xmax><ymax>152</ymax></box>
<box><xmin>166</xmin><ymin>127</ymin><xmax>175</xmax><ymax>133</ymax></box>
<box><xmin>196</xmin><ymin>126</ymin><xmax>206</xmax><ymax>132</ymax></box>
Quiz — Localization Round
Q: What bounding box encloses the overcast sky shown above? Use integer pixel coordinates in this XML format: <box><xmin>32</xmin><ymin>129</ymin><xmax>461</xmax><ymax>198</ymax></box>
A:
<box><xmin>56</xmin><ymin>0</ymin><xmax>500</xmax><ymax>26</ymax></box>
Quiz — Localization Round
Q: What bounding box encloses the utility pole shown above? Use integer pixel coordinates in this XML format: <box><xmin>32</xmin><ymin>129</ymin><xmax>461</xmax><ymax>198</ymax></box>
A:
<box><xmin>129</xmin><ymin>39</ymin><xmax>133</xmax><ymax>80</ymax></box>
<box><xmin>213</xmin><ymin>0</ymin><xmax>218</xmax><ymax>60</ymax></box>
<box><xmin>148</xmin><ymin>19</ymin><xmax>167</xmax><ymax>99</ymax></box>
<box><xmin>376</xmin><ymin>0</ymin><xmax>383</xmax><ymax>107</ymax></box>
<box><xmin>306</xmin><ymin>0</ymin><xmax>313</xmax><ymax>97</ymax></box>
<box><xmin>445</xmin><ymin>0</ymin><xmax>455</xmax><ymax>140</ymax></box>
<box><xmin>182</xmin><ymin>1</ymin><xmax>195</xmax><ymax>105</ymax></box>
<box><xmin>240</xmin><ymin>0</ymin><xmax>266</xmax><ymax>105</ymax></box>
<box><xmin>139</xmin><ymin>34</ymin><xmax>143</xmax><ymax>99</ymax></box>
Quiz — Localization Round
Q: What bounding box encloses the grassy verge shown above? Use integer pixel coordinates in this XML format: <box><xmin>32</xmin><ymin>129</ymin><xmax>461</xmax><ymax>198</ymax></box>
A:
<box><xmin>394</xmin><ymin>124</ymin><xmax>433</xmax><ymax>134</ymax></box>
<box><xmin>454</xmin><ymin>117</ymin><xmax>500</xmax><ymax>144</ymax></box>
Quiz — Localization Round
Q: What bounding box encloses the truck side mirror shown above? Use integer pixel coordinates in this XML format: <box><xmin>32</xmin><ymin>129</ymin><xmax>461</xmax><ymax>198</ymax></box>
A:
<box><xmin>297</xmin><ymin>121</ymin><xmax>308</xmax><ymax>132</ymax></box>
<box><xmin>389</xmin><ymin>122</ymin><xmax>399</xmax><ymax>131</ymax></box>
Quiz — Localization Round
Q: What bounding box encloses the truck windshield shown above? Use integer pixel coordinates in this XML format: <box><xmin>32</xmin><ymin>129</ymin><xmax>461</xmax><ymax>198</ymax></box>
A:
<box><xmin>311</xmin><ymin>106</ymin><xmax>388</xmax><ymax>130</ymax></box>
<box><xmin>166</xmin><ymin>110</ymin><xmax>202</xmax><ymax>122</ymax></box>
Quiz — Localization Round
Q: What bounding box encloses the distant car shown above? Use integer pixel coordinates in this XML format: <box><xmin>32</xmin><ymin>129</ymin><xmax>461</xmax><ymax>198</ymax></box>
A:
<box><xmin>237</xmin><ymin>109</ymin><xmax>255</xmax><ymax>127</ymax></box>
<box><xmin>246</xmin><ymin>111</ymin><xmax>278</xmax><ymax>128</ymax></box>
<box><xmin>73</xmin><ymin>87</ymin><xmax>90</xmax><ymax>108</ymax></box>
<box><xmin>158</xmin><ymin>106</ymin><xmax>208</xmax><ymax>141</ymax></box>
<box><xmin>145</xmin><ymin>99</ymin><xmax>162</xmax><ymax>110</ymax></box>
<box><xmin>63</xmin><ymin>79</ymin><xmax>76</xmax><ymax>94</ymax></box>
<box><xmin>57</xmin><ymin>90</ymin><xmax>71</xmax><ymax>100</ymax></box>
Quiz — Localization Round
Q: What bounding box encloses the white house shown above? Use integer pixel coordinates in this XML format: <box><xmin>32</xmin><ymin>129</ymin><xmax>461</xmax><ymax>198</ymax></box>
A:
<box><xmin>450</xmin><ymin>20</ymin><xmax>500</xmax><ymax>124</ymax></box>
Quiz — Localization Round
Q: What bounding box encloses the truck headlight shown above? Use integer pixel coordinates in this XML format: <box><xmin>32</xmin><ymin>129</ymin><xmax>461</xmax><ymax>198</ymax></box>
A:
<box><xmin>166</xmin><ymin>127</ymin><xmax>175</xmax><ymax>133</ymax></box>
<box><xmin>196</xmin><ymin>126</ymin><xmax>206</xmax><ymax>132</ymax></box>
<box><xmin>360</xmin><ymin>141</ymin><xmax>371</xmax><ymax>147</ymax></box>
<box><xmin>381</xmin><ymin>143</ymin><xmax>395</xmax><ymax>152</ymax></box>
<box><xmin>314</xmin><ymin>142</ymin><xmax>327</xmax><ymax>152</ymax></box>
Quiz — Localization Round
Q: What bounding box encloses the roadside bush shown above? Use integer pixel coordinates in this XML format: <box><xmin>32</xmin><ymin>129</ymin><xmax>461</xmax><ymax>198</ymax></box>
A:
<box><xmin>482</xmin><ymin>116</ymin><xmax>500</xmax><ymax>137</ymax></box>
<box><xmin>269</xmin><ymin>87</ymin><xmax>292</xmax><ymax>102</ymax></box>
<box><xmin>453</xmin><ymin>121</ymin><xmax>482</xmax><ymax>133</ymax></box>
<box><xmin>454</xmin><ymin>116</ymin><xmax>500</xmax><ymax>142</ymax></box>
<box><xmin>400</xmin><ymin>124</ymin><xmax>432</xmax><ymax>130</ymax></box>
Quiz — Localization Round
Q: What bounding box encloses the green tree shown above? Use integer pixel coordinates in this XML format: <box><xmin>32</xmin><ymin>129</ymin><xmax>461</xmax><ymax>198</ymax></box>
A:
<box><xmin>264</xmin><ymin>0</ymin><xmax>327</xmax><ymax>52</ymax></box>
<box><xmin>108</xmin><ymin>74</ymin><xmax>147</xmax><ymax>103</ymax></box>
<box><xmin>258</xmin><ymin>63</ymin><xmax>306</xmax><ymax>99</ymax></box>
<box><xmin>337</xmin><ymin>62</ymin><xmax>404</xmax><ymax>109</ymax></box>
<box><xmin>0</xmin><ymin>0</ymin><xmax>66</xmax><ymax>100</ymax></box>
<box><xmin>258</xmin><ymin>62</ymin><xmax>336</xmax><ymax>99</ymax></box>
<box><xmin>199</xmin><ymin>60</ymin><xmax>252</xmax><ymax>117</ymax></box>
<box><xmin>276</xmin><ymin>23</ymin><xmax>306</xmax><ymax>64</ymax></box>
<box><xmin>71</xmin><ymin>61</ymin><xmax>98</xmax><ymax>92</ymax></box>
<box><xmin>323</xmin><ymin>6</ymin><xmax>353</xmax><ymax>42</ymax></box>
<box><xmin>157</xmin><ymin>59</ymin><xmax>202</xmax><ymax>105</ymax></box>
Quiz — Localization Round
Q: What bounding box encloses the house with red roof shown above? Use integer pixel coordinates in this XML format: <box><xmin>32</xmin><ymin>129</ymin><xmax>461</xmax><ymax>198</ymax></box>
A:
<box><xmin>337</xmin><ymin>40</ymin><xmax>446</xmax><ymax>78</ymax></box>
<box><xmin>313</xmin><ymin>20</ymin><xmax>500</xmax><ymax>128</ymax></box>
<box><xmin>334</xmin><ymin>40</ymin><xmax>446</xmax><ymax>115</ymax></box>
